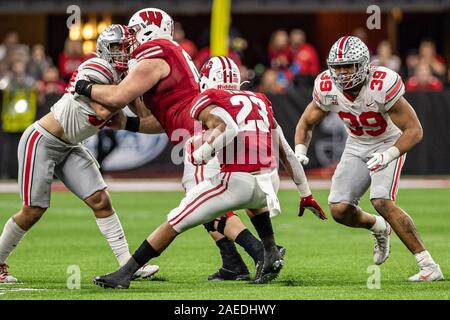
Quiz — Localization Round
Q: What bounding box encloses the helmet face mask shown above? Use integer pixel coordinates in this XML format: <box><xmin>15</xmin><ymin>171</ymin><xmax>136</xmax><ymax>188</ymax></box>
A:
<box><xmin>327</xmin><ymin>36</ymin><xmax>370</xmax><ymax>90</ymax></box>
<box><xmin>199</xmin><ymin>56</ymin><xmax>241</xmax><ymax>92</ymax></box>
<box><xmin>127</xmin><ymin>8</ymin><xmax>174</xmax><ymax>48</ymax></box>
<box><xmin>97</xmin><ymin>24</ymin><xmax>132</xmax><ymax>72</ymax></box>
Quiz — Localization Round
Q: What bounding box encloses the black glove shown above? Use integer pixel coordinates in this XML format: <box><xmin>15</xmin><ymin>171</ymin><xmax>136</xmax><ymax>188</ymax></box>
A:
<box><xmin>75</xmin><ymin>79</ymin><xmax>94</xmax><ymax>98</ymax></box>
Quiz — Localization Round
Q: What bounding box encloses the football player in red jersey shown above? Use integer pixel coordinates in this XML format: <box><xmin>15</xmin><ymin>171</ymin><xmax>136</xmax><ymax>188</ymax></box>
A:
<box><xmin>295</xmin><ymin>36</ymin><xmax>443</xmax><ymax>282</ymax></box>
<box><xmin>91</xmin><ymin>56</ymin><xmax>324</xmax><ymax>288</ymax></box>
<box><xmin>75</xmin><ymin>8</ymin><xmax>285</xmax><ymax>281</ymax></box>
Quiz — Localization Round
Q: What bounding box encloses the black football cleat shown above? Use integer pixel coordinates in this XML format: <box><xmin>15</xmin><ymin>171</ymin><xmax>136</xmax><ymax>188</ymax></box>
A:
<box><xmin>254</xmin><ymin>248</ymin><xmax>284</xmax><ymax>284</ymax></box>
<box><xmin>208</xmin><ymin>266</ymin><xmax>250</xmax><ymax>281</ymax></box>
<box><xmin>277</xmin><ymin>245</ymin><xmax>286</xmax><ymax>258</ymax></box>
<box><xmin>93</xmin><ymin>270</ymin><xmax>132</xmax><ymax>289</ymax></box>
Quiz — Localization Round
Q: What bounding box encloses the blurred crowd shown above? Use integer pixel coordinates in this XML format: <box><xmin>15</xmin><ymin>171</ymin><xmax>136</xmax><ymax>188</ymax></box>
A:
<box><xmin>0</xmin><ymin>31</ymin><xmax>90</xmax><ymax>178</ymax></box>
<box><xmin>174</xmin><ymin>23</ymin><xmax>450</xmax><ymax>94</ymax></box>
<box><xmin>0</xmin><ymin>25</ymin><xmax>449</xmax><ymax>178</ymax></box>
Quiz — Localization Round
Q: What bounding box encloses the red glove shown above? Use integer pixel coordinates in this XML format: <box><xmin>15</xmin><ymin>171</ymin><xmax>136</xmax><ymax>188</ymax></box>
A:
<box><xmin>299</xmin><ymin>195</ymin><xmax>327</xmax><ymax>220</ymax></box>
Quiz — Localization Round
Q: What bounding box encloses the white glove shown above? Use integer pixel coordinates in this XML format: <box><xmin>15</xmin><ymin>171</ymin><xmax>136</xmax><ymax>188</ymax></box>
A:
<box><xmin>367</xmin><ymin>146</ymin><xmax>400</xmax><ymax>172</ymax></box>
<box><xmin>192</xmin><ymin>142</ymin><xmax>214</xmax><ymax>165</ymax></box>
<box><xmin>295</xmin><ymin>144</ymin><xmax>309</xmax><ymax>165</ymax></box>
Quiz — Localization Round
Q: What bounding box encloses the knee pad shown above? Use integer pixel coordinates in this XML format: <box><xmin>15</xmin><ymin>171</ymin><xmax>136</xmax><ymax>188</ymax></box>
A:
<box><xmin>217</xmin><ymin>215</ymin><xmax>229</xmax><ymax>235</ymax></box>
<box><xmin>203</xmin><ymin>220</ymin><xmax>217</xmax><ymax>233</ymax></box>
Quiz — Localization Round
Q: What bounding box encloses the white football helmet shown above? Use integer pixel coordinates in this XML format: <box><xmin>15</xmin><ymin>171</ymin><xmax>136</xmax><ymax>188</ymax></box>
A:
<box><xmin>199</xmin><ymin>56</ymin><xmax>241</xmax><ymax>92</ymax></box>
<box><xmin>96</xmin><ymin>24</ymin><xmax>131</xmax><ymax>72</ymax></box>
<box><xmin>127</xmin><ymin>8</ymin><xmax>174</xmax><ymax>46</ymax></box>
<box><xmin>327</xmin><ymin>36</ymin><xmax>370</xmax><ymax>90</ymax></box>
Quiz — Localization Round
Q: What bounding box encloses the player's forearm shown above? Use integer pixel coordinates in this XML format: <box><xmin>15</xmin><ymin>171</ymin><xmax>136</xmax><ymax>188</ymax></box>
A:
<box><xmin>91</xmin><ymin>84</ymin><xmax>129</xmax><ymax>109</ymax></box>
<box><xmin>90</xmin><ymin>102</ymin><xmax>115</xmax><ymax>120</ymax></box>
<box><xmin>295</xmin><ymin>120</ymin><xmax>313</xmax><ymax>147</ymax></box>
<box><xmin>206</xmin><ymin>122</ymin><xmax>238</xmax><ymax>152</ymax></box>
<box><xmin>139</xmin><ymin>115</ymin><xmax>165</xmax><ymax>134</ymax></box>
<box><xmin>394</xmin><ymin>126</ymin><xmax>423</xmax><ymax>155</ymax></box>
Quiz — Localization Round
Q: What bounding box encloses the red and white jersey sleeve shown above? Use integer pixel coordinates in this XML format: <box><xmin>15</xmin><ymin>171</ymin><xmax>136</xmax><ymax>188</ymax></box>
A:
<box><xmin>65</xmin><ymin>57</ymin><xmax>120</xmax><ymax>94</ymax></box>
<box><xmin>190</xmin><ymin>91</ymin><xmax>213</xmax><ymax>120</ymax></box>
<box><xmin>312</xmin><ymin>70</ymin><xmax>335</xmax><ymax>112</ymax></box>
<box><xmin>132</xmin><ymin>42</ymin><xmax>165</xmax><ymax>62</ymax></box>
<box><xmin>371</xmin><ymin>66</ymin><xmax>405</xmax><ymax>111</ymax></box>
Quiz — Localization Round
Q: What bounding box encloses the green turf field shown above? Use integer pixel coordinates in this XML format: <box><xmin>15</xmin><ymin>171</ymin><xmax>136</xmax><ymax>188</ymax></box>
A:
<box><xmin>0</xmin><ymin>189</ymin><xmax>448</xmax><ymax>300</ymax></box>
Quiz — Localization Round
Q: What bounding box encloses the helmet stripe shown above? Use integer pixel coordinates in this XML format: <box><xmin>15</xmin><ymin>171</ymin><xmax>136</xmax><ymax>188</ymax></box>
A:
<box><xmin>337</xmin><ymin>36</ymin><xmax>349</xmax><ymax>59</ymax></box>
<box><xmin>217</xmin><ymin>56</ymin><xmax>228</xmax><ymax>83</ymax></box>
<box><xmin>224</xmin><ymin>57</ymin><xmax>233</xmax><ymax>84</ymax></box>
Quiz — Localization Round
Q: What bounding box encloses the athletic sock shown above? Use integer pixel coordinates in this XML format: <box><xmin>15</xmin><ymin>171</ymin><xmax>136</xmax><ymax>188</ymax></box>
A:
<box><xmin>415</xmin><ymin>250</ymin><xmax>436</xmax><ymax>268</ymax></box>
<box><xmin>250</xmin><ymin>212</ymin><xmax>276</xmax><ymax>251</ymax></box>
<box><xmin>0</xmin><ymin>218</ymin><xmax>27</xmax><ymax>264</ymax></box>
<box><xmin>95</xmin><ymin>213</ymin><xmax>131</xmax><ymax>266</ymax></box>
<box><xmin>370</xmin><ymin>215</ymin><xmax>386</xmax><ymax>233</ymax></box>
<box><xmin>234</xmin><ymin>229</ymin><xmax>264</xmax><ymax>265</ymax></box>
<box><xmin>215</xmin><ymin>237</ymin><xmax>248</xmax><ymax>273</ymax></box>
<box><xmin>132</xmin><ymin>240</ymin><xmax>160</xmax><ymax>266</ymax></box>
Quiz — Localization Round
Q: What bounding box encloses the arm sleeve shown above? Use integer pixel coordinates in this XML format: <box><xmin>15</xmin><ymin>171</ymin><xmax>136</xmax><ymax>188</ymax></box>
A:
<box><xmin>275</xmin><ymin>125</ymin><xmax>311</xmax><ymax>197</ymax></box>
<box><xmin>208</xmin><ymin>107</ymin><xmax>239</xmax><ymax>152</ymax></box>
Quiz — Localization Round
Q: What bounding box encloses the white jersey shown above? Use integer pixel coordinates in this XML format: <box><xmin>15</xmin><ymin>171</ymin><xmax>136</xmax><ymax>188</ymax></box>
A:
<box><xmin>51</xmin><ymin>57</ymin><xmax>122</xmax><ymax>144</ymax></box>
<box><xmin>312</xmin><ymin>66</ymin><xmax>404</xmax><ymax>144</ymax></box>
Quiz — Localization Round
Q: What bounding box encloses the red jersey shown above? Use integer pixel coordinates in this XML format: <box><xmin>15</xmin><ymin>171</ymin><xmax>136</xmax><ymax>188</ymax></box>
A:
<box><xmin>132</xmin><ymin>38</ymin><xmax>200</xmax><ymax>144</ymax></box>
<box><xmin>190</xmin><ymin>89</ymin><xmax>275</xmax><ymax>173</ymax></box>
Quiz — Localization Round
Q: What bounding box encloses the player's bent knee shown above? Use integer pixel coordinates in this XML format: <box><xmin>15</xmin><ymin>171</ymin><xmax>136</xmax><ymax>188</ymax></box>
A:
<box><xmin>216</xmin><ymin>215</ymin><xmax>229</xmax><ymax>234</ymax></box>
<box><xmin>21</xmin><ymin>205</ymin><xmax>46</xmax><ymax>217</ymax></box>
<box><xmin>203</xmin><ymin>220</ymin><xmax>217</xmax><ymax>233</ymax></box>
<box><xmin>85</xmin><ymin>190</ymin><xmax>113</xmax><ymax>213</ymax></box>
<box><xmin>329</xmin><ymin>203</ymin><xmax>353</xmax><ymax>224</ymax></box>
<box><xmin>15</xmin><ymin>205</ymin><xmax>46</xmax><ymax>229</ymax></box>
<box><xmin>371</xmin><ymin>198</ymin><xmax>394</xmax><ymax>216</ymax></box>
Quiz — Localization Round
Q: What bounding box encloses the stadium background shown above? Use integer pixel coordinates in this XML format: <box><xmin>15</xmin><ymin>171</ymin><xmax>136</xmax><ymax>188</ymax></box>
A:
<box><xmin>0</xmin><ymin>0</ymin><xmax>449</xmax><ymax>179</ymax></box>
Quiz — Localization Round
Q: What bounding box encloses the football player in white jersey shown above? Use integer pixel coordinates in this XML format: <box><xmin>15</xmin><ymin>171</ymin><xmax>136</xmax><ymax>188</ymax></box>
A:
<box><xmin>294</xmin><ymin>36</ymin><xmax>443</xmax><ymax>282</ymax></box>
<box><xmin>0</xmin><ymin>25</ymin><xmax>159</xmax><ymax>283</ymax></box>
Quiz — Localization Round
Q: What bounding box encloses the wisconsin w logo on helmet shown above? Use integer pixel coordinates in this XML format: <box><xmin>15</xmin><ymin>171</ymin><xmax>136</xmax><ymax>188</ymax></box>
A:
<box><xmin>128</xmin><ymin>8</ymin><xmax>174</xmax><ymax>45</ymax></box>
<box><xmin>139</xmin><ymin>10</ymin><xmax>163</xmax><ymax>27</ymax></box>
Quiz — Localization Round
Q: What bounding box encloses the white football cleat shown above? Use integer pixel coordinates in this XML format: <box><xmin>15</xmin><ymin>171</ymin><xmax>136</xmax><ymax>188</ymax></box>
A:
<box><xmin>372</xmin><ymin>219</ymin><xmax>392</xmax><ymax>265</ymax></box>
<box><xmin>131</xmin><ymin>264</ymin><xmax>159</xmax><ymax>280</ymax></box>
<box><xmin>0</xmin><ymin>263</ymin><xmax>18</xmax><ymax>283</ymax></box>
<box><xmin>408</xmin><ymin>264</ymin><xmax>444</xmax><ymax>282</ymax></box>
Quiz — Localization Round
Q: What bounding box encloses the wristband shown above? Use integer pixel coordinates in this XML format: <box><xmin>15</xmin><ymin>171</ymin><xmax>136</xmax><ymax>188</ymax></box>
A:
<box><xmin>384</xmin><ymin>146</ymin><xmax>400</xmax><ymax>162</ymax></box>
<box><xmin>75</xmin><ymin>80</ymin><xmax>94</xmax><ymax>98</ymax></box>
<box><xmin>125</xmin><ymin>117</ymin><xmax>140</xmax><ymax>132</ymax></box>
<box><xmin>295</xmin><ymin>144</ymin><xmax>308</xmax><ymax>156</ymax></box>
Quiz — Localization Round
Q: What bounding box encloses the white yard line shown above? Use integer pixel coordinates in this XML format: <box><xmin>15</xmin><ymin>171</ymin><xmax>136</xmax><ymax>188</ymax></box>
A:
<box><xmin>0</xmin><ymin>177</ymin><xmax>449</xmax><ymax>193</ymax></box>
<box><xmin>0</xmin><ymin>287</ymin><xmax>47</xmax><ymax>296</ymax></box>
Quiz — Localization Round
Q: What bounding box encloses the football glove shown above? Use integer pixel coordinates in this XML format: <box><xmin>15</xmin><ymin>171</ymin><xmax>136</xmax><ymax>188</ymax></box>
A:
<box><xmin>367</xmin><ymin>146</ymin><xmax>400</xmax><ymax>172</ymax></box>
<box><xmin>299</xmin><ymin>195</ymin><xmax>327</xmax><ymax>220</ymax></box>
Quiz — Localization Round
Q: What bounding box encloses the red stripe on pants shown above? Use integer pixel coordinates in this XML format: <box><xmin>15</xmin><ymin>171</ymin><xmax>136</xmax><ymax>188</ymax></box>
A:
<box><xmin>23</xmin><ymin>131</ymin><xmax>41</xmax><ymax>206</ymax></box>
<box><xmin>170</xmin><ymin>173</ymin><xmax>231</xmax><ymax>227</ymax></box>
<box><xmin>390</xmin><ymin>155</ymin><xmax>404</xmax><ymax>201</ymax></box>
